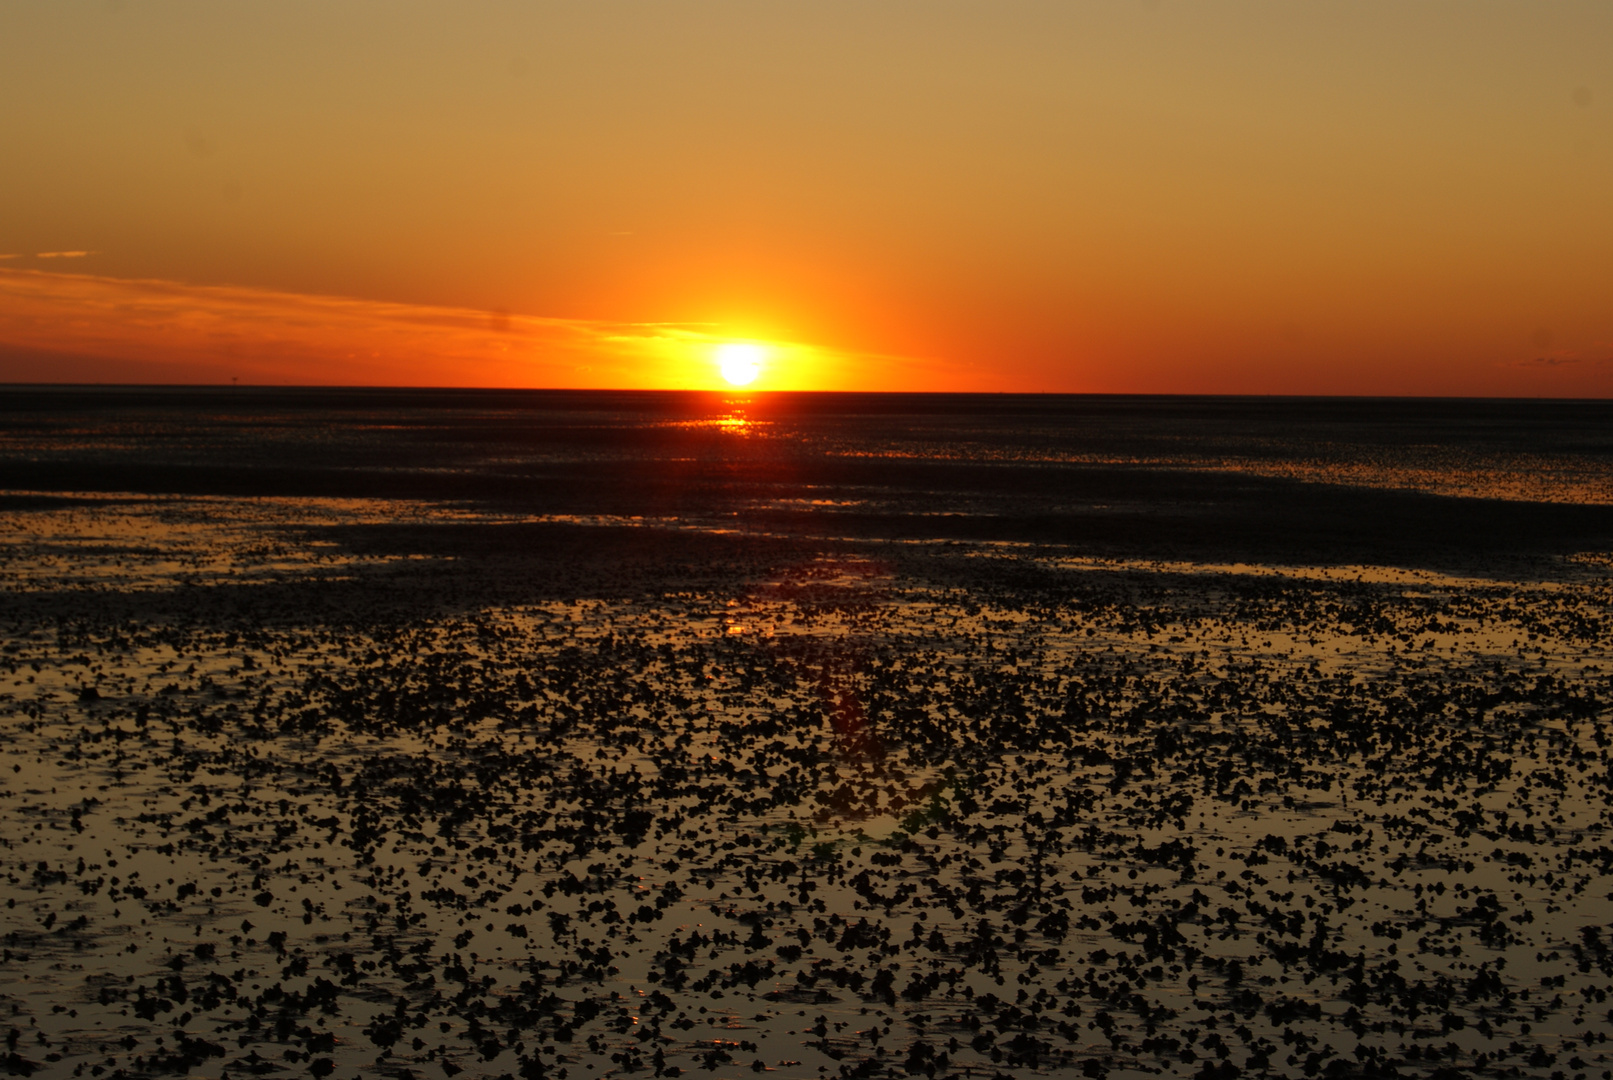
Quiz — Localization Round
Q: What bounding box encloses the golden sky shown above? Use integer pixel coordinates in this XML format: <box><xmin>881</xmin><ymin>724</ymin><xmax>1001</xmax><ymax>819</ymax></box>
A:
<box><xmin>2</xmin><ymin>1</ymin><xmax>1610</xmax><ymax>394</ymax></box>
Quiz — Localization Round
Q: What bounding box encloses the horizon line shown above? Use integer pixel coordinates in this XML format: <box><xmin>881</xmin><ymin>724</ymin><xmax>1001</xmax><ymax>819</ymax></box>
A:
<box><xmin>1</xmin><ymin>382</ymin><xmax>1609</xmax><ymax>404</ymax></box>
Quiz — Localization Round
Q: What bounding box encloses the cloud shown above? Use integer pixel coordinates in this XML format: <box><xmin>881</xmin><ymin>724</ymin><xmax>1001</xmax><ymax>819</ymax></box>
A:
<box><xmin>1502</xmin><ymin>353</ymin><xmax>1613</xmax><ymax>375</ymax></box>
<box><xmin>0</xmin><ymin>254</ymin><xmax>21</xmax><ymax>260</ymax></box>
<box><xmin>36</xmin><ymin>251</ymin><xmax>95</xmax><ymax>259</ymax></box>
<box><xmin>0</xmin><ymin>268</ymin><xmax>947</xmax><ymax>389</ymax></box>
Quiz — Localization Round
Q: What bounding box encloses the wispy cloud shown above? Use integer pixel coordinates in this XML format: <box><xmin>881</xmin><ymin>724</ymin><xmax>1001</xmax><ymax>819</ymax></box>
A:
<box><xmin>0</xmin><ymin>268</ymin><xmax>946</xmax><ymax>389</ymax></box>
<box><xmin>35</xmin><ymin>251</ymin><xmax>95</xmax><ymax>259</ymax></box>
<box><xmin>1496</xmin><ymin>353</ymin><xmax>1613</xmax><ymax>383</ymax></box>
<box><xmin>1503</xmin><ymin>353</ymin><xmax>1613</xmax><ymax>373</ymax></box>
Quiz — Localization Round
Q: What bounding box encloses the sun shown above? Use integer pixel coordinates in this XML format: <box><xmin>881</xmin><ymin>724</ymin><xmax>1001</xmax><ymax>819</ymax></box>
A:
<box><xmin>715</xmin><ymin>342</ymin><xmax>766</xmax><ymax>387</ymax></box>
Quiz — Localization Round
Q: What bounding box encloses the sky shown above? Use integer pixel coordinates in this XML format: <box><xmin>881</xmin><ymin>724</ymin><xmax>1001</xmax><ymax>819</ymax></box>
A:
<box><xmin>1</xmin><ymin>1</ymin><xmax>1610</xmax><ymax>395</ymax></box>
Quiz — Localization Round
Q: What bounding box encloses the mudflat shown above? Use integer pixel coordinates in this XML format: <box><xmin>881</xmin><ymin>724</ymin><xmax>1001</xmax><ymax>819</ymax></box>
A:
<box><xmin>3</xmin><ymin>388</ymin><xmax>1612</xmax><ymax>1080</ymax></box>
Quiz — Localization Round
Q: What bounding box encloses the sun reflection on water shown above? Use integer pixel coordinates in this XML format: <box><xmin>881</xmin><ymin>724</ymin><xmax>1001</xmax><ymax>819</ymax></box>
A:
<box><xmin>658</xmin><ymin>407</ymin><xmax>768</xmax><ymax>437</ymax></box>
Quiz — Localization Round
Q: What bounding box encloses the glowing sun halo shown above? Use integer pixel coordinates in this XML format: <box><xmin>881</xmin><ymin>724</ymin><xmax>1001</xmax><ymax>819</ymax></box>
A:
<box><xmin>716</xmin><ymin>342</ymin><xmax>766</xmax><ymax>386</ymax></box>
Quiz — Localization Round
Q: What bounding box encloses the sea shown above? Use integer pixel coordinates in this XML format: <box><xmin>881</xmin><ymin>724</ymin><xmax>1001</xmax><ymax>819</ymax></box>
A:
<box><xmin>4</xmin><ymin>387</ymin><xmax>1613</xmax><ymax>560</ymax></box>
<box><xmin>1</xmin><ymin>387</ymin><xmax>1611</xmax><ymax>1079</ymax></box>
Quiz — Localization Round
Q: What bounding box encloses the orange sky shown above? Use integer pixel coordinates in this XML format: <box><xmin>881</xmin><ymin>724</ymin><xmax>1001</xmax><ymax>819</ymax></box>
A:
<box><xmin>2</xmin><ymin>2</ymin><xmax>1610</xmax><ymax>395</ymax></box>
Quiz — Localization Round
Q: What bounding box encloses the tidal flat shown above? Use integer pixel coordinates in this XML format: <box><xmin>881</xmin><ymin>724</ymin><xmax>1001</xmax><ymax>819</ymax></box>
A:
<box><xmin>2</xmin><ymin>390</ymin><xmax>1612</xmax><ymax>1080</ymax></box>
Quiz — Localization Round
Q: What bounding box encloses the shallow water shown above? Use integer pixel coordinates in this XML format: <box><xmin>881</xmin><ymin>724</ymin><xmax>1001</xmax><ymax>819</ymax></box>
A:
<box><xmin>2</xmin><ymin>390</ymin><xmax>1612</xmax><ymax>1080</ymax></box>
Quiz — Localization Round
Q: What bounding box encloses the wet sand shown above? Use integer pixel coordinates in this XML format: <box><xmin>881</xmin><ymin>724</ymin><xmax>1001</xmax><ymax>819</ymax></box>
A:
<box><xmin>2</xmin><ymin>389</ymin><xmax>1612</xmax><ymax>1079</ymax></box>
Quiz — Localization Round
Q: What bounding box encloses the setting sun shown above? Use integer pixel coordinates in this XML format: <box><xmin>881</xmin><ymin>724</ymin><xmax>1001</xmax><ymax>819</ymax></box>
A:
<box><xmin>715</xmin><ymin>342</ymin><xmax>766</xmax><ymax>387</ymax></box>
